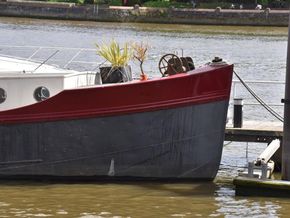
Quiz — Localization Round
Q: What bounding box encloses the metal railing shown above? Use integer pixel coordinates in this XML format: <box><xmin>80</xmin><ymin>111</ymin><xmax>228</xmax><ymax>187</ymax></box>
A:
<box><xmin>232</xmin><ymin>79</ymin><xmax>285</xmax><ymax>107</ymax></box>
<box><xmin>230</xmin><ymin>78</ymin><xmax>285</xmax><ymax>123</ymax></box>
<box><xmin>0</xmin><ymin>45</ymin><xmax>100</xmax><ymax>67</ymax></box>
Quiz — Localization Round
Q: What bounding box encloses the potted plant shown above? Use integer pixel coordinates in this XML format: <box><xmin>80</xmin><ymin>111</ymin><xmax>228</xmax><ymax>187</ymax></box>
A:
<box><xmin>132</xmin><ymin>42</ymin><xmax>149</xmax><ymax>81</ymax></box>
<box><xmin>96</xmin><ymin>40</ymin><xmax>133</xmax><ymax>83</ymax></box>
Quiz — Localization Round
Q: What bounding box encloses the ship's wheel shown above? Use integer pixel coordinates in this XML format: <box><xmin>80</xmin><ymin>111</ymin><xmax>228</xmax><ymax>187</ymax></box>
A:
<box><xmin>158</xmin><ymin>54</ymin><xmax>185</xmax><ymax>77</ymax></box>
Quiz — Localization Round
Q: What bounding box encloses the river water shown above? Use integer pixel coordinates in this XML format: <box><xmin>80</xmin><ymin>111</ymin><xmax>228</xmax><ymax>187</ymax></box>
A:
<box><xmin>0</xmin><ymin>17</ymin><xmax>289</xmax><ymax>217</ymax></box>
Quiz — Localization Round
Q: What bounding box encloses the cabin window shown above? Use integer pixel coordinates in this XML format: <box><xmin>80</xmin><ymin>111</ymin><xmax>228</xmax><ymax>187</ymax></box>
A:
<box><xmin>0</xmin><ymin>88</ymin><xmax>7</xmax><ymax>104</ymax></box>
<box><xmin>34</xmin><ymin>86</ymin><xmax>50</xmax><ymax>102</ymax></box>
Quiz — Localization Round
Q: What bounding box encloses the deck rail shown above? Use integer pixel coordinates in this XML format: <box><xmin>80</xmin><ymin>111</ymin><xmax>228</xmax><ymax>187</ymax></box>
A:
<box><xmin>232</xmin><ymin>80</ymin><xmax>285</xmax><ymax>107</ymax></box>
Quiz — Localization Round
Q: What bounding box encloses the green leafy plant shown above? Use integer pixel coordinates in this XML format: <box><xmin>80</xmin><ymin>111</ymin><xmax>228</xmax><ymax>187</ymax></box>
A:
<box><xmin>83</xmin><ymin>0</ymin><xmax>94</xmax><ymax>4</ymax></box>
<box><xmin>96</xmin><ymin>40</ymin><xmax>132</xmax><ymax>68</ymax></box>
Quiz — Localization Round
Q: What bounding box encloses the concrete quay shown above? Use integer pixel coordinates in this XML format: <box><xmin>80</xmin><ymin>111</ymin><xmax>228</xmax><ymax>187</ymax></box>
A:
<box><xmin>0</xmin><ymin>1</ymin><xmax>289</xmax><ymax>26</ymax></box>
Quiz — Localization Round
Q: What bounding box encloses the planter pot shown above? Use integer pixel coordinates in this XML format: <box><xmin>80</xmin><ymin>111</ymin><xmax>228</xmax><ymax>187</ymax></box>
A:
<box><xmin>100</xmin><ymin>66</ymin><xmax>132</xmax><ymax>84</ymax></box>
<box><xmin>140</xmin><ymin>74</ymin><xmax>148</xmax><ymax>81</ymax></box>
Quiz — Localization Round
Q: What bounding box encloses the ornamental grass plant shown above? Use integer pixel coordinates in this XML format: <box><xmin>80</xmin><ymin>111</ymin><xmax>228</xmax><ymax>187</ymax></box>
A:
<box><xmin>96</xmin><ymin>40</ymin><xmax>132</xmax><ymax>68</ymax></box>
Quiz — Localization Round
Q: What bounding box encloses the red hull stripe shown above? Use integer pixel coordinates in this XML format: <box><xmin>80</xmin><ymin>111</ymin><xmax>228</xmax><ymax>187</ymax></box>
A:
<box><xmin>0</xmin><ymin>65</ymin><xmax>233</xmax><ymax>124</ymax></box>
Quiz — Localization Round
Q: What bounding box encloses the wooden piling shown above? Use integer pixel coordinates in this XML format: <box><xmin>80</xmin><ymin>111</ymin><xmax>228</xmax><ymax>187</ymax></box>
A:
<box><xmin>282</xmin><ymin>12</ymin><xmax>290</xmax><ymax>180</ymax></box>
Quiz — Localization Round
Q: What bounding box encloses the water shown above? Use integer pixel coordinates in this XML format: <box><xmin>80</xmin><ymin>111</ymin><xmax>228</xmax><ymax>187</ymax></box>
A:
<box><xmin>0</xmin><ymin>181</ymin><xmax>285</xmax><ymax>217</ymax></box>
<box><xmin>0</xmin><ymin>17</ymin><xmax>289</xmax><ymax>217</ymax></box>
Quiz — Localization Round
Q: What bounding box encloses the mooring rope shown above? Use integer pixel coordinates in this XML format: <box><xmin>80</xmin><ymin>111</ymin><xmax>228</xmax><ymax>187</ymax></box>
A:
<box><xmin>233</xmin><ymin>70</ymin><xmax>284</xmax><ymax>122</ymax></box>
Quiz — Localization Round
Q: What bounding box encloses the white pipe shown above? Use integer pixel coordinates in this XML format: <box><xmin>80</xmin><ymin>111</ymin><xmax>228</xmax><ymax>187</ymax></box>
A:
<box><xmin>258</xmin><ymin>139</ymin><xmax>280</xmax><ymax>163</ymax></box>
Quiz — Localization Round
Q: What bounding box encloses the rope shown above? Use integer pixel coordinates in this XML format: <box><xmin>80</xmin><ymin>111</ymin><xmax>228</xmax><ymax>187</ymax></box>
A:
<box><xmin>233</xmin><ymin>70</ymin><xmax>284</xmax><ymax>122</ymax></box>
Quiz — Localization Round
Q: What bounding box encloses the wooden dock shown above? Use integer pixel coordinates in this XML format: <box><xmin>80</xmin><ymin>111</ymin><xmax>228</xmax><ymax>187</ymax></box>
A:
<box><xmin>227</xmin><ymin>122</ymin><xmax>288</xmax><ymax>197</ymax></box>
<box><xmin>225</xmin><ymin>121</ymin><xmax>283</xmax><ymax>144</ymax></box>
<box><xmin>234</xmin><ymin>176</ymin><xmax>290</xmax><ymax>197</ymax></box>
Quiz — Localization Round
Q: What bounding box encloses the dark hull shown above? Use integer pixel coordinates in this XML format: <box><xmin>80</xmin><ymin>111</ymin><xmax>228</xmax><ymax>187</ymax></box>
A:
<box><xmin>0</xmin><ymin>100</ymin><xmax>228</xmax><ymax>181</ymax></box>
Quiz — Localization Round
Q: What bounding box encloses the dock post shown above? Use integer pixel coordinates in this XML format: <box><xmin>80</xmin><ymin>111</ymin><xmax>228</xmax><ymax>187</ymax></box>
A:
<box><xmin>261</xmin><ymin>161</ymin><xmax>268</xmax><ymax>180</ymax></box>
<box><xmin>282</xmin><ymin>11</ymin><xmax>290</xmax><ymax>180</ymax></box>
<box><xmin>248</xmin><ymin>162</ymin><xmax>254</xmax><ymax>177</ymax></box>
<box><xmin>233</xmin><ymin>98</ymin><xmax>243</xmax><ymax>128</ymax></box>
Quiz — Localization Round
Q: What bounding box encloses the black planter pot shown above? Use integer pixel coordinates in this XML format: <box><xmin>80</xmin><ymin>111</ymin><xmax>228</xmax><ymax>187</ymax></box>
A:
<box><xmin>100</xmin><ymin>66</ymin><xmax>132</xmax><ymax>84</ymax></box>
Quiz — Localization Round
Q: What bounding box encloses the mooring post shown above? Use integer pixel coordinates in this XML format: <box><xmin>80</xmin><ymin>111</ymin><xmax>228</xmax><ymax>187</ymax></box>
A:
<box><xmin>248</xmin><ymin>162</ymin><xmax>254</xmax><ymax>177</ymax></box>
<box><xmin>261</xmin><ymin>161</ymin><xmax>268</xmax><ymax>180</ymax></box>
<box><xmin>233</xmin><ymin>98</ymin><xmax>243</xmax><ymax>128</ymax></box>
<box><xmin>282</xmin><ymin>12</ymin><xmax>290</xmax><ymax>180</ymax></box>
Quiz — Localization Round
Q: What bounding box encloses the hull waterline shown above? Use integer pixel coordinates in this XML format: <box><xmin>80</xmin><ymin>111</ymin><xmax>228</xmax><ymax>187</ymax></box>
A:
<box><xmin>0</xmin><ymin>101</ymin><xmax>228</xmax><ymax>181</ymax></box>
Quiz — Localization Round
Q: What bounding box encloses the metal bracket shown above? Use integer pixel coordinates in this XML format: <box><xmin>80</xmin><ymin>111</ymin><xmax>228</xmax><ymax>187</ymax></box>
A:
<box><xmin>281</xmin><ymin>99</ymin><xmax>290</xmax><ymax>104</ymax></box>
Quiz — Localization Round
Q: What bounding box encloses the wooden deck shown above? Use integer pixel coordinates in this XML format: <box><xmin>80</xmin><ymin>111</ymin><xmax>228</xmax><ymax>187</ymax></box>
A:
<box><xmin>225</xmin><ymin>121</ymin><xmax>283</xmax><ymax>143</ymax></box>
<box><xmin>234</xmin><ymin>176</ymin><xmax>290</xmax><ymax>197</ymax></box>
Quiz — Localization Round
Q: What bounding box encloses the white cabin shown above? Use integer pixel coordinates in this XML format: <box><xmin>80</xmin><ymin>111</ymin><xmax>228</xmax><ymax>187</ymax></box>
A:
<box><xmin>0</xmin><ymin>56</ymin><xmax>100</xmax><ymax>111</ymax></box>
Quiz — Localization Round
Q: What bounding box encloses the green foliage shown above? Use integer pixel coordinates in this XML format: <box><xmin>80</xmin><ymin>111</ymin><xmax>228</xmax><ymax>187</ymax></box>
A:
<box><xmin>83</xmin><ymin>0</ymin><xmax>94</xmax><ymax>4</ymax></box>
<box><xmin>143</xmin><ymin>0</ymin><xmax>191</xmax><ymax>8</ymax></box>
<box><xmin>257</xmin><ymin>0</ymin><xmax>268</xmax><ymax>5</ymax></box>
<box><xmin>197</xmin><ymin>2</ymin><xmax>232</xmax><ymax>9</ymax></box>
<box><xmin>109</xmin><ymin>0</ymin><xmax>122</xmax><ymax>6</ymax></box>
<box><xmin>96</xmin><ymin>40</ymin><xmax>133</xmax><ymax>67</ymax></box>
<box><xmin>127</xmin><ymin>0</ymin><xmax>143</xmax><ymax>6</ymax></box>
<box><xmin>47</xmin><ymin>0</ymin><xmax>84</xmax><ymax>3</ymax></box>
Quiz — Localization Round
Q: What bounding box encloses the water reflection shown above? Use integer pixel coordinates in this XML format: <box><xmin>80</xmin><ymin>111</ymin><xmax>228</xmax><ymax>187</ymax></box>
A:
<box><xmin>215</xmin><ymin>185</ymin><xmax>282</xmax><ymax>217</ymax></box>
